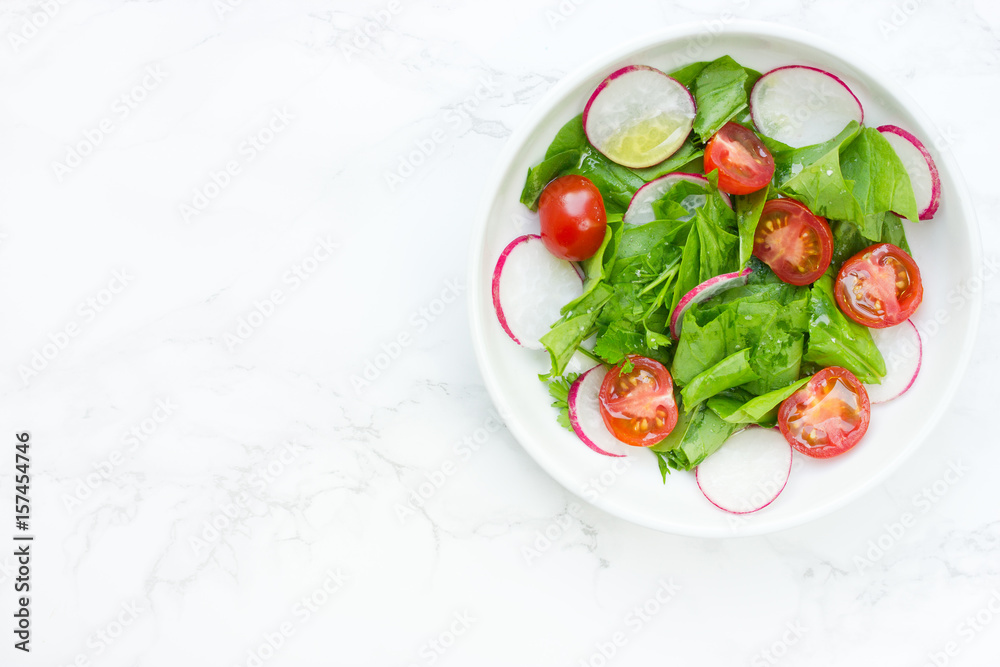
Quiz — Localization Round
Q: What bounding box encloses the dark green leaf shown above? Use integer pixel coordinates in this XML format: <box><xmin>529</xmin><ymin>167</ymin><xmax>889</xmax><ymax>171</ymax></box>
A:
<box><xmin>671</xmin><ymin>279</ymin><xmax>809</xmax><ymax>394</ymax></box>
<box><xmin>671</xmin><ymin>304</ymin><xmax>729</xmax><ymax>385</ymax></box>
<box><xmin>691</xmin><ymin>56</ymin><xmax>750</xmax><ymax>142</ymax></box>
<box><xmin>541</xmin><ymin>312</ymin><xmax>599</xmax><ymax>376</ymax></box>
<box><xmin>840</xmin><ymin>127</ymin><xmax>919</xmax><ymax>228</ymax></box>
<box><xmin>771</xmin><ymin>121</ymin><xmax>862</xmax><ymax>187</ymax></box>
<box><xmin>780</xmin><ymin>142</ymin><xmax>865</xmax><ymax>223</ymax></box>
<box><xmin>829</xmin><ymin>218</ymin><xmax>870</xmax><ymax>269</ymax></box>
<box><xmin>616</xmin><ymin>221</ymin><xmax>686</xmax><ymax>263</ymax></box>
<box><xmin>777</xmin><ymin>124</ymin><xmax>920</xmax><ymax>243</ymax></box>
<box><xmin>653</xmin><ymin>450</ymin><xmax>672</xmax><ymax>483</ymax></box>
<box><xmin>649</xmin><ymin>179</ymin><xmax>710</xmax><ymax>222</ymax></box>
<box><xmin>542</xmin><ymin>284</ymin><xmax>613</xmax><ymax>376</ymax></box>
<box><xmin>566</xmin><ymin>217</ymin><xmax>622</xmax><ymax>311</ymax></box>
<box><xmin>568</xmin><ymin>149</ymin><xmax>645</xmax><ymax>214</ymax></box>
<box><xmin>732</xmin><ymin>289</ymin><xmax>809</xmax><ymax>394</ymax></box>
<box><xmin>668</xmin><ymin>173</ymin><xmax>739</xmax><ymax>317</ymax></box>
<box><xmin>736</xmin><ymin>186</ymin><xmax>769</xmax><ymax>267</ymax></box>
<box><xmin>519</xmin><ymin>149</ymin><xmax>580</xmax><ymax>211</ymax></box>
<box><xmin>670</xmin><ymin>222</ymin><xmax>703</xmax><ymax>317</ymax></box>
<box><xmin>522</xmin><ymin>114</ymin><xmax>715</xmax><ymax>216</ymax></box>
<box><xmin>651</xmin><ymin>402</ymin><xmax>741</xmax><ymax>470</ymax></box>
<box><xmin>741</xmin><ymin>67</ymin><xmax>762</xmax><ymax>98</ymax></box>
<box><xmin>669</xmin><ymin>61</ymin><xmax>709</xmax><ymax>87</ymax></box>
<box><xmin>829</xmin><ymin>216</ymin><xmax>912</xmax><ymax>273</ymax></box>
<box><xmin>696</xmin><ymin>209</ymin><xmax>739</xmax><ymax>281</ymax></box>
<box><xmin>803</xmin><ymin>274</ymin><xmax>886</xmax><ymax>383</ymax></box>
<box><xmin>879</xmin><ymin>213</ymin><xmax>911</xmax><ymax>254</ymax></box>
<box><xmin>545</xmin><ymin>114</ymin><xmax>589</xmax><ymax>159</ymax></box>
<box><xmin>519</xmin><ymin>115</ymin><xmax>645</xmax><ymax>214</ymax></box>
<box><xmin>680</xmin><ymin>348</ymin><xmax>759</xmax><ymax>408</ymax></box>
<box><xmin>708</xmin><ymin>375</ymin><xmax>811</xmax><ymax>425</ymax></box>
<box><xmin>563</xmin><ymin>282</ymin><xmax>614</xmax><ymax>319</ymax></box>
<box><xmin>630</xmin><ymin>136</ymin><xmax>704</xmax><ymax>181</ymax></box>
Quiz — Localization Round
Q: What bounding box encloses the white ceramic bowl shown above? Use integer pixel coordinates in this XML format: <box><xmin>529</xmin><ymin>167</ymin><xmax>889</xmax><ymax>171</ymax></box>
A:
<box><xmin>468</xmin><ymin>22</ymin><xmax>982</xmax><ymax>537</ymax></box>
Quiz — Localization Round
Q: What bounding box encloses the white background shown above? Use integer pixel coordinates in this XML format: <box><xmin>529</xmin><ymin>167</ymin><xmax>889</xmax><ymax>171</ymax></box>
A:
<box><xmin>1</xmin><ymin>0</ymin><xmax>998</xmax><ymax>666</ymax></box>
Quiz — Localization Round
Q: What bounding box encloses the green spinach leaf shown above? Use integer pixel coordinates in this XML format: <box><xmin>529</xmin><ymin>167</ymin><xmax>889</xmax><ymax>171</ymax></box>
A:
<box><xmin>691</xmin><ymin>56</ymin><xmax>751</xmax><ymax>142</ymax></box>
<box><xmin>840</xmin><ymin>127</ymin><xmax>919</xmax><ymax>231</ymax></box>
<box><xmin>542</xmin><ymin>283</ymin><xmax>614</xmax><ymax>376</ymax></box>
<box><xmin>680</xmin><ymin>348</ymin><xmax>759</xmax><ymax>408</ymax></box>
<box><xmin>651</xmin><ymin>402</ymin><xmax>741</xmax><ymax>470</ymax></box>
<box><xmin>771</xmin><ymin>121</ymin><xmax>861</xmax><ymax>187</ymax></box>
<box><xmin>708</xmin><ymin>375</ymin><xmax>811</xmax><ymax>425</ymax></box>
<box><xmin>803</xmin><ymin>274</ymin><xmax>886</xmax><ymax>383</ymax></box>
<box><xmin>735</xmin><ymin>186</ymin><xmax>769</xmax><ymax>267</ymax></box>
<box><xmin>631</xmin><ymin>136</ymin><xmax>704</xmax><ymax>181</ymax></box>
<box><xmin>519</xmin><ymin>115</ymin><xmax>645</xmax><ymax>212</ymax></box>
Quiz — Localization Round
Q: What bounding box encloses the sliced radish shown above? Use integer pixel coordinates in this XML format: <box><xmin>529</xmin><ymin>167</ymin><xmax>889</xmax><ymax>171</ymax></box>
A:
<box><xmin>583</xmin><ymin>65</ymin><xmax>696</xmax><ymax>169</ymax></box>
<box><xmin>492</xmin><ymin>235</ymin><xmax>583</xmax><ymax>349</ymax></box>
<box><xmin>865</xmin><ymin>319</ymin><xmax>922</xmax><ymax>404</ymax></box>
<box><xmin>567</xmin><ymin>366</ymin><xmax>629</xmax><ymax>458</ymax></box>
<box><xmin>750</xmin><ymin>65</ymin><xmax>864</xmax><ymax>148</ymax></box>
<box><xmin>670</xmin><ymin>268</ymin><xmax>753</xmax><ymax>339</ymax></box>
<box><xmin>695</xmin><ymin>426</ymin><xmax>792</xmax><ymax>514</ymax></box>
<box><xmin>877</xmin><ymin>125</ymin><xmax>941</xmax><ymax>220</ymax></box>
<box><xmin>624</xmin><ymin>172</ymin><xmax>732</xmax><ymax>226</ymax></box>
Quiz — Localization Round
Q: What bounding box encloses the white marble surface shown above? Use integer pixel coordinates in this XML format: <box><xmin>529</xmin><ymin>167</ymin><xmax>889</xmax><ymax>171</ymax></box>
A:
<box><xmin>1</xmin><ymin>0</ymin><xmax>998</xmax><ymax>665</ymax></box>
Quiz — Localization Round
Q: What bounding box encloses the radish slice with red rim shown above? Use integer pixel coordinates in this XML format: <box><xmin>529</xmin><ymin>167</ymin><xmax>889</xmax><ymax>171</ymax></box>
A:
<box><xmin>492</xmin><ymin>235</ymin><xmax>583</xmax><ymax>349</ymax></box>
<box><xmin>750</xmin><ymin>65</ymin><xmax>863</xmax><ymax>148</ymax></box>
<box><xmin>670</xmin><ymin>268</ymin><xmax>753</xmax><ymax>339</ymax></box>
<box><xmin>877</xmin><ymin>125</ymin><xmax>941</xmax><ymax>220</ymax></box>
<box><xmin>624</xmin><ymin>172</ymin><xmax>732</xmax><ymax>226</ymax></box>
<box><xmin>865</xmin><ymin>319</ymin><xmax>922</xmax><ymax>404</ymax></box>
<box><xmin>568</xmin><ymin>366</ymin><xmax>629</xmax><ymax>457</ymax></box>
<box><xmin>695</xmin><ymin>426</ymin><xmax>792</xmax><ymax>514</ymax></box>
<box><xmin>583</xmin><ymin>65</ymin><xmax>696</xmax><ymax>169</ymax></box>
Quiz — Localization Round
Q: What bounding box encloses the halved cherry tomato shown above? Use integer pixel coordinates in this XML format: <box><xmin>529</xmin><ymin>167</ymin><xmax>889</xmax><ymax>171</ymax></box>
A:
<box><xmin>538</xmin><ymin>175</ymin><xmax>607</xmax><ymax>262</ymax></box>
<box><xmin>752</xmin><ymin>198</ymin><xmax>833</xmax><ymax>286</ymax></box>
<box><xmin>778</xmin><ymin>367</ymin><xmax>870</xmax><ymax>459</ymax></box>
<box><xmin>835</xmin><ymin>243</ymin><xmax>923</xmax><ymax>328</ymax></box>
<box><xmin>599</xmin><ymin>355</ymin><xmax>678</xmax><ymax>447</ymax></box>
<box><xmin>703</xmin><ymin>121</ymin><xmax>775</xmax><ymax>195</ymax></box>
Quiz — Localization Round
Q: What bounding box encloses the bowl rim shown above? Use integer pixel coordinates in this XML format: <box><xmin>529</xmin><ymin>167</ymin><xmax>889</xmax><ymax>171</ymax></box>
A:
<box><xmin>466</xmin><ymin>20</ymin><xmax>984</xmax><ymax>537</ymax></box>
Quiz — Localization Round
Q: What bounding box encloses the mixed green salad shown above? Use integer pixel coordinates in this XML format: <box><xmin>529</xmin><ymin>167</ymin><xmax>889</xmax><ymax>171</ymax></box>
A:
<box><xmin>492</xmin><ymin>55</ymin><xmax>936</xmax><ymax>513</ymax></box>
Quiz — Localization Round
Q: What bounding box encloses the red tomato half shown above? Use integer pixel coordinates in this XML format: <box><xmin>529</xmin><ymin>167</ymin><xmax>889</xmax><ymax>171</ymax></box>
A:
<box><xmin>704</xmin><ymin>122</ymin><xmax>775</xmax><ymax>195</ymax></box>
<box><xmin>538</xmin><ymin>175</ymin><xmax>607</xmax><ymax>262</ymax></box>
<box><xmin>778</xmin><ymin>367</ymin><xmax>871</xmax><ymax>459</ymax></box>
<box><xmin>752</xmin><ymin>198</ymin><xmax>833</xmax><ymax>286</ymax></box>
<box><xmin>835</xmin><ymin>243</ymin><xmax>923</xmax><ymax>328</ymax></box>
<box><xmin>599</xmin><ymin>355</ymin><xmax>678</xmax><ymax>447</ymax></box>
